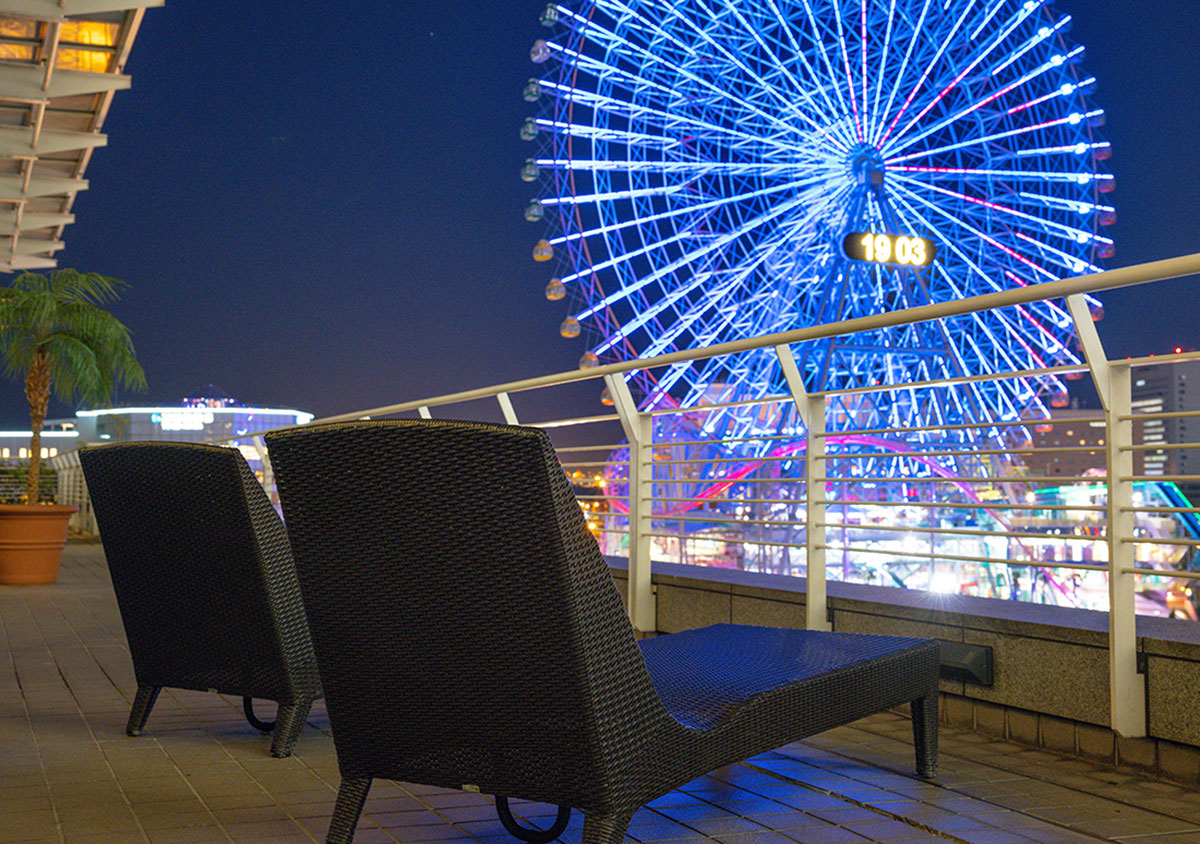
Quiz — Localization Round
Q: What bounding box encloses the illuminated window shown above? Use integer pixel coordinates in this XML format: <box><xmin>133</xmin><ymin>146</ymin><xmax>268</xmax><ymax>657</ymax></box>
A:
<box><xmin>0</xmin><ymin>19</ymin><xmax>36</xmax><ymax>62</ymax></box>
<box><xmin>18</xmin><ymin>448</ymin><xmax>27</xmax><ymax>459</ymax></box>
<box><xmin>56</xmin><ymin>21</ymin><xmax>119</xmax><ymax>73</ymax></box>
<box><xmin>0</xmin><ymin>448</ymin><xmax>7</xmax><ymax>458</ymax></box>
<box><xmin>39</xmin><ymin>447</ymin><xmax>48</xmax><ymax>459</ymax></box>
<box><xmin>49</xmin><ymin>448</ymin><xmax>57</xmax><ymax>458</ymax></box>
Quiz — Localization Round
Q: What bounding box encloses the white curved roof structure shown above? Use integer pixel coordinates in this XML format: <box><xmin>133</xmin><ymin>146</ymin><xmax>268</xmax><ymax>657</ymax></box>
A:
<box><xmin>0</xmin><ymin>0</ymin><xmax>160</xmax><ymax>271</ymax></box>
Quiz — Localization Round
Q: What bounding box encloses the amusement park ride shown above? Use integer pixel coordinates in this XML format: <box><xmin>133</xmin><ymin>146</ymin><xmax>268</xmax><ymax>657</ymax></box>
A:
<box><xmin>519</xmin><ymin>0</ymin><xmax>1196</xmax><ymax>615</ymax></box>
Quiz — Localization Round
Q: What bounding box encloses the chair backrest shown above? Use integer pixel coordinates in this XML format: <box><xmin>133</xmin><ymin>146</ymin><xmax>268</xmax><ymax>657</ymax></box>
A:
<box><xmin>265</xmin><ymin>420</ymin><xmax>664</xmax><ymax>807</ymax></box>
<box><xmin>79</xmin><ymin>442</ymin><xmax>318</xmax><ymax>702</ymax></box>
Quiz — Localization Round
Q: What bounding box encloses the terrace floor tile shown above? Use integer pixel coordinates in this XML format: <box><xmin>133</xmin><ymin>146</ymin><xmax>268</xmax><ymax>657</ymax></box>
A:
<box><xmin>3</xmin><ymin>545</ymin><xmax>1200</xmax><ymax>844</ymax></box>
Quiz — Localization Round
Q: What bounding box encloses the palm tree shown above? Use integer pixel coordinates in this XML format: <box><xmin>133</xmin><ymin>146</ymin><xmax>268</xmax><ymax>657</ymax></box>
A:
<box><xmin>0</xmin><ymin>270</ymin><xmax>146</xmax><ymax>504</ymax></box>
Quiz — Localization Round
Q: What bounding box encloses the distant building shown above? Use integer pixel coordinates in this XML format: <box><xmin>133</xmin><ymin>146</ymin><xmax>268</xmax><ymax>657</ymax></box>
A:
<box><xmin>1131</xmin><ymin>360</ymin><xmax>1200</xmax><ymax>478</ymax></box>
<box><xmin>1</xmin><ymin>389</ymin><xmax>313</xmax><ymax>470</ymax></box>
<box><xmin>1021</xmin><ymin>405</ymin><xmax>1107</xmax><ymax>479</ymax></box>
<box><xmin>0</xmin><ymin>423</ymin><xmax>80</xmax><ymax>463</ymax></box>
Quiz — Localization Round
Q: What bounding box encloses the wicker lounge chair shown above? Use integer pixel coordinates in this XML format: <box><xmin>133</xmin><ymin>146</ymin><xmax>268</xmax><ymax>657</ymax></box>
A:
<box><xmin>79</xmin><ymin>442</ymin><xmax>321</xmax><ymax>758</ymax></box>
<box><xmin>265</xmin><ymin>420</ymin><xmax>939</xmax><ymax>844</ymax></box>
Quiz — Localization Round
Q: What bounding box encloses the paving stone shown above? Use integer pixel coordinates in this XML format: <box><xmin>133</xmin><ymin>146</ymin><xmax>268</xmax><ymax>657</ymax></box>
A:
<box><xmin>13</xmin><ymin>546</ymin><xmax>1200</xmax><ymax>844</ymax></box>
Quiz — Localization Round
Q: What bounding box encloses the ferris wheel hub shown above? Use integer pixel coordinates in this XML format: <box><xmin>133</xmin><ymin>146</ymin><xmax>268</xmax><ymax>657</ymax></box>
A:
<box><xmin>847</xmin><ymin>143</ymin><xmax>885</xmax><ymax>187</ymax></box>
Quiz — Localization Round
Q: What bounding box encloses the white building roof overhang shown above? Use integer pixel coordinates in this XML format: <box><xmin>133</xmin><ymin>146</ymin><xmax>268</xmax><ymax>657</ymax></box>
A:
<box><xmin>0</xmin><ymin>0</ymin><xmax>160</xmax><ymax>272</ymax></box>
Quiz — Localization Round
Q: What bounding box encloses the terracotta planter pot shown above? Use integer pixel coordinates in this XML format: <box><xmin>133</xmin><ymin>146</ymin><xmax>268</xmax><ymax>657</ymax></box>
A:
<box><xmin>0</xmin><ymin>504</ymin><xmax>79</xmax><ymax>585</ymax></box>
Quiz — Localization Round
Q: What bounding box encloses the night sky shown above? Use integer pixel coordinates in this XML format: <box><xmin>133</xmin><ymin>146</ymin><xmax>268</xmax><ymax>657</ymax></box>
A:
<box><xmin>1</xmin><ymin>0</ymin><xmax>1198</xmax><ymax>427</ymax></box>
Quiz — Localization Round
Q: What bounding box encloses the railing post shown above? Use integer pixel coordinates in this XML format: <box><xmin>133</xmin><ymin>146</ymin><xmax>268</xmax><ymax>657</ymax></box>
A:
<box><xmin>775</xmin><ymin>344</ymin><xmax>830</xmax><ymax>630</ymax></box>
<box><xmin>1105</xmin><ymin>364</ymin><xmax>1144</xmax><ymax>736</ymax></box>
<box><xmin>605</xmin><ymin>373</ymin><xmax>655</xmax><ymax>635</ymax></box>
<box><xmin>496</xmin><ymin>392</ymin><xmax>519</xmax><ymax>425</ymax></box>
<box><xmin>804</xmin><ymin>392</ymin><xmax>830</xmax><ymax>631</ymax></box>
<box><xmin>1068</xmin><ymin>294</ymin><xmax>1144</xmax><ymax>736</ymax></box>
<box><xmin>251</xmin><ymin>435</ymin><xmax>274</xmax><ymax>499</ymax></box>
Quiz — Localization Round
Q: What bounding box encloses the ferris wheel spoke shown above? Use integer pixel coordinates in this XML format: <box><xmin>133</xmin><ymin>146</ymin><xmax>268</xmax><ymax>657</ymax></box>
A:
<box><xmin>1002</xmin><ymin>269</ymin><xmax>1076</xmax><ymax>331</ymax></box>
<box><xmin>886</xmin><ymin>163</ymin><xmax>1108</xmax><ymax>186</ymax></box>
<box><xmin>1016</xmin><ymin>141</ymin><xmax>1112</xmax><ymax>160</ymax></box>
<box><xmin>575</xmin><ymin>190</ymin><xmax>816</xmax><ymax>318</ymax></box>
<box><xmin>885</xmin><ymin>108</ymin><xmax>1105</xmax><ymax>164</ymax></box>
<box><xmin>866</xmin><ymin>0</ymin><xmax>897</xmax><ymax>137</ymax></box>
<box><xmin>652</xmin><ymin>242</ymin><xmax>832</xmax><ymax>401</ymax></box>
<box><xmin>575</xmin><ymin>2</ymin><xmax>839</xmax><ymax>145</ymax></box>
<box><xmin>941</xmin><ymin>286</ymin><xmax>1035</xmax><ymax>390</ymax></box>
<box><xmin>696</xmin><ymin>0</ymin><xmax>841</xmax><ymax>126</ymax></box>
<box><xmin>540</xmin><ymin>184</ymin><xmax>688</xmax><ymax>207</ymax></box>
<box><xmin>885</xmin><ymin>5</ymin><xmax>1070</xmax><ymax>151</ymax></box>
<box><xmin>886</xmin><ymin>191</ymin><xmax>1073</xmax><ymax>379</ymax></box>
<box><xmin>1014</xmin><ymin>303</ymin><xmax>1073</xmax><ymax>361</ymax></box>
<box><xmin>873</xmin><ymin>202</ymin><xmax>989</xmax><ymax>383</ymax></box>
<box><xmin>549</xmin><ymin>176</ymin><xmax>817</xmax><ymax>247</ymax></box>
<box><xmin>656</xmin><ymin>0</ymin><xmax>851</xmax><ymax>146</ymax></box>
<box><xmin>882</xmin><ymin>44</ymin><xmax>1087</xmax><ymax>158</ymax></box>
<box><xmin>953</xmin><ymin>275</ymin><xmax>1064</xmax><ymax>381</ymax></box>
<box><xmin>558</xmin><ymin>225</ymin><xmax>694</xmax><ymax>285</ymax></box>
<box><xmin>876</xmin><ymin>0</ymin><xmax>980</xmax><ymax>149</ymax></box>
<box><xmin>829</xmin><ymin>0</ymin><xmax>863</xmax><ymax>140</ymax></box>
<box><xmin>537</xmin><ymin>157</ymin><xmax>807</xmax><ymax>176</ymax></box>
<box><xmin>1014</xmin><ymin>232</ymin><xmax>1102</xmax><ymax>276</ymax></box>
<box><xmin>883</xmin><ymin>183</ymin><xmax>1015</xmax><ymax>301</ymax></box>
<box><xmin>1014</xmin><ymin>190</ymin><xmax>1113</xmax><ymax>217</ymax></box>
<box><xmin>797</xmin><ymin>0</ymin><xmax>854</xmax><ymax>121</ymax></box>
<box><xmin>634</xmin><ymin>214</ymin><xmax>825</xmax><ymax>359</ymax></box>
<box><xmin>890</xmin><ymin>175</ymin><xmax>1107</xmax><ymax>250</ymax></box>
<box><xmin>538</xmin><ymin>80</ymin><xmax>818</xmax><ymax>158</ymax></box>
<box><xmin>988</xmin><ymin>10</ymin><xmax>1069</xmax><ymax>78</ymax></box>
<box><xmin>888</xmin><ymin>180</ymin><xmax>1057</xmax><ymax>283</ymax></box>
<box><xmin>868</xmin><ymin>0</ymin><xmax>932</xmax><ymax>146</ymax></box>
<box><xmin>764</xmin><ymin>0</ymin><xmax>842</xmax><ymax>120</ymax></box>
<box><xmin>533</xmin><ymin>118</ymin><xmax>687</xmax><ymax>149</ymax></box>
<box><xmin>1007</xmin><ymin>76</ymin><xmax>1096</xmax><ymax>116</ymax></box>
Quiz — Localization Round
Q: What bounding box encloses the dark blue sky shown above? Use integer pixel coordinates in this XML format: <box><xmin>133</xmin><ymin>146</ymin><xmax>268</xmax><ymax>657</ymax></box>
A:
<box><xmin>2</xmin><ymin>0</ymin><xmax>1198</xmax><ymax>426</ymax></box>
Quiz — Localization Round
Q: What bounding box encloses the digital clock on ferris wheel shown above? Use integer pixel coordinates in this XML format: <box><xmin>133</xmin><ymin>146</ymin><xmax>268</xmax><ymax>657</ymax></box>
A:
<box><xmin>842</xmin><ymin>231</ymin><xmax>936</xmax><ymax>268</ymax></box>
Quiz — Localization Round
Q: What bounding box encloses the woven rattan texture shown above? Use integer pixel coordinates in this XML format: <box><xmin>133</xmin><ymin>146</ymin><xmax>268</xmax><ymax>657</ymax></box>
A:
<box><xmin>267</xmin><ymin>420</ymin><xmax>664</xmax><ymax>812</ymax></box>
<box><xmin>267</xmin><ymin>419</ymin><xmax>939</xmax><ymax>844</ymax></box>
<box><xmin>79</xmin><ymin>443</ymin><xmax>321</xmax><ymax>706</ymax></box>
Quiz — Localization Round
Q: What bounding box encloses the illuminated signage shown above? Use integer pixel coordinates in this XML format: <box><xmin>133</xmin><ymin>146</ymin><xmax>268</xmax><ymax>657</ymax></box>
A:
<box><xmin>843</xmin><ymin>232</ymin><xmax>935</xmax><ymax>267</ymax></box>
<box><xmin>153</xmin><ymin>410</ymin><xmax>214</xmax><ymax>431</ymax></box>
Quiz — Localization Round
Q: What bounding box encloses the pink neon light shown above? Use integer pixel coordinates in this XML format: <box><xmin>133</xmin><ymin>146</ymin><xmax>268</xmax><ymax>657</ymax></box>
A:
<box><xmin>839</xmin><ymin>15</ymin><xmax>863</xmax><ymax>141</ymax></box>
<box><xmin>1009</xmin><ymin>306</ymin><xmax>1050</xmax><ymax>369</ymax></box>
<box><xmin>901</xmin><ymin>65</ymin><xmax>972</xmax><ymax>137</ymax></box>
<box><xmin>1014</xmin><ymin>304</ymin><xmax>1066</xmax><ymax>358</ymax></box>
<box><xmin>1007</xmin><ymin>89</ymin><xmax>1057</xmax><ymax>115</ymax></box>
<box><xmin>861</xmin><ymin>0</ymin><xmax>868</xmax><ymax>139</ymax></box>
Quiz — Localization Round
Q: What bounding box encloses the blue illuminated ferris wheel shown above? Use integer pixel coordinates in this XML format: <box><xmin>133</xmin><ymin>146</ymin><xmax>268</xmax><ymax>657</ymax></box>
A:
<box><xmin>521</xmin><ymin>0</ymin><xmax>1114</xmax><ymax>446</ymax></box>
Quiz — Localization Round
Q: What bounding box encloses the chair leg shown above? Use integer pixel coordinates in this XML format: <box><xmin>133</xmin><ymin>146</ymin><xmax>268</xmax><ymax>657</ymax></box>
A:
<box><xmin>911</xmin><ymin>693</ymin><xmax>939</xmax><ymax>779</ymax></box>
<box><xmin>126</xmin><ymin>684</ymin><xmax>161</xmax><ymax>736</ymax></box>
<box><xmin>269</xmin><ymin>699</ymin><xmax>313</xmax><ymax>758</ymax></box>
<box><xmin>243</xmin><ymin>697</ymin><xmax>276</xmax><ymax>733</ymax></box>
<box><xmin>325</xmin><ymin>777</ymin><xmax>371</xmax><ymax>844</ymax></box>
<box><xmin>581</xmin><ymin>809</ymin><xmax>634</xmax><ymax>844</ymax></box>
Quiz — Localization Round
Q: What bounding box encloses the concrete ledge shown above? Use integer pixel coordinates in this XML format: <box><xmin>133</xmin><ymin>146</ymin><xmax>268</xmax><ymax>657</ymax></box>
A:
<box><xmin>607</xmin><ymin>557</ymin><xmax>1200</xmax><ymax>785</ymax></box>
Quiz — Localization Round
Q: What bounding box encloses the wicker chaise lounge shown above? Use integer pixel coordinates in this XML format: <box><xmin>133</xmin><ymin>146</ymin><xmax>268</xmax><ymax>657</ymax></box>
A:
<box><xmin>265</xmin><ymin>420</ymin><xmax>939</xmax><ymax>844</ymax></box>
<box><xmin>79</xmin><ymin>442</ymin><xmax>322</xmax><ymax>758</ymax></box>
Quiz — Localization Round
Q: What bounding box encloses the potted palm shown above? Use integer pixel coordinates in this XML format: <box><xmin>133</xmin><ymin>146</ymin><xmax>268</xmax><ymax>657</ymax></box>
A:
<box><xmin>0</xmin><ymin>270</ymin><xmax>146</xmax><ymax>584</ymax></box>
